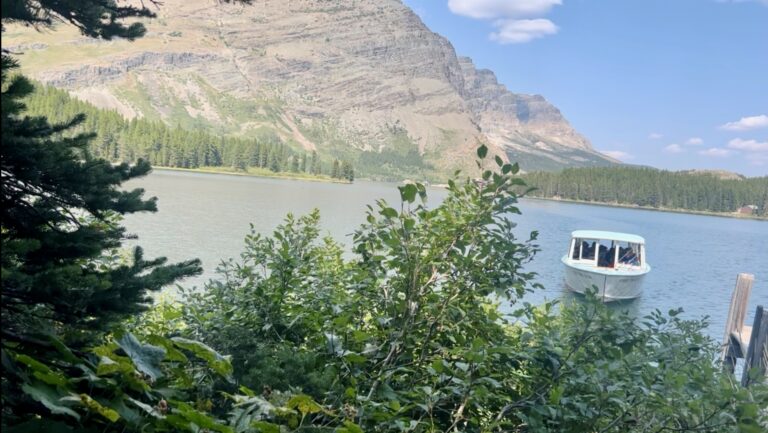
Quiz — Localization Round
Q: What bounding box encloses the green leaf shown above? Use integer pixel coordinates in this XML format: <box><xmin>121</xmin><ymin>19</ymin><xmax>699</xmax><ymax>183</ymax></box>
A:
<box><xmin>13</xmin><ymin>354</ymin><xmax>67</xmax><ymax>386</ymax></box>
<box><xmin>117</xmin><ymin>332</ymin><xmax>165</xmax><ymax>381</ymax></box>
<box><xmin>45</xmin><ymin>334</ymin><xmax>79</xmax><ymax>364</ymax></box>
<box><xmin>78</xmin><ymin>394</ymin><xmax>120</xmax><ymax>422</ymax></box>
<box><xmin>380</xmin><ymin>207</ymin><xmax>398</xmax><ymax>219</ymax></box>
<box><xmin>495</xmin><ymin>155</ymin><xmax>504</xmax><ymax>166</ymax></box>
<box><xmin>343</xmin><ymin>352</ymin><xmax>367</xmax><ymax>365</ymax></box>
<box><xmin>172</xmin><ymin>401</ymin><xmax>233</xmax><ymax>433</ymax></box>
<box><xmin>128</xmin><ymin>397</ymin><xmax>166</xmax><ymax>419</ymax></box>
<box><xmin>286</xmin><ymin>394</ymin><xmax>323</xmax><ymax>416</ymax></box>
<box><xmin>342</xmin><ymin>420</ymin><xmax>364</xmax><ymax>433</ymax></box>
<box><xmin>146</xmin><ymin>334</ymin><xmax>189</xmax><ymax>363</ymax></box>
<box><xmin>477</xmin><ymin>144</ymin><xmax>488</xmax><ymax>159</ymax></box>
<box><xmin>400</xmin><ymin>183</ymin><xmax>417</xmax><ymax>203</ymax></box>
<box><xmin>96</xmin><ymin>355</ymin><xmax>124</xmax><ymax>376</ymax></box>
<box><xmin>252</xmin><ymin>421</ymin><xmax>281</xmax><ymax>433</ymax></box>
<box><xmin>21</xmin><ymin>383</ymin><xmax>80</xmax><ymax>420</ymax></box>
<box><xmin>171</xmin><ymin>337</ymin><xmax>233</xmax><ymax>377</ymax></box>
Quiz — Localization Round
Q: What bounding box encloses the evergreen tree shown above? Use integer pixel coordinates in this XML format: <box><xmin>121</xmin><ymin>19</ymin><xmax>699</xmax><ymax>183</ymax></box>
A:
<box><xmin>310</xmin><ymin>150</ymin><xmax>319</xmax><ymax>175</ymax></box>
<box><xmin>331</xmin><ymin>159</ymin><xmax>340</xmax><ymax>178</ymax></box>
<box><xmin>269</xmin><ymin>151</ymin><xmax>281</xmax><ymax>172</ymax></box>
<box><xmin>19</xmin><ymin>85</ymin><xmax>357</xmax><ymax>179</ymax></box>
<box><xmin>342</xmin><ymin>160</ymin><xmax>355</xmax><ymax>182</ymax></box>
<box><xmin>2</xmin><ymin>0</ymin><xmax>154</xmax><ymax>40</ymax></box>
<box><xmin>1</xmin><ymin>56</ymin><xmax>202</xmax><ymax>341</ymax></box>
<box><xmin>522</xmin><ymin>167</ymin><xmax>768</xmax><ymax>215</ymax></box>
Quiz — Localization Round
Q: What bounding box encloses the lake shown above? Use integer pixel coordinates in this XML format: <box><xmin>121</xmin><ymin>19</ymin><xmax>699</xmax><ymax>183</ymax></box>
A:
<box><xmin>123</xmin><ymin>169</ymin><xmax>768</xmax><ymax>339</ymax></box>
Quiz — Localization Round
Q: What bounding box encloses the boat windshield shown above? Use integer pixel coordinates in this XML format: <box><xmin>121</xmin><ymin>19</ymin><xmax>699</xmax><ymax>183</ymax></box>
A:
<box><xmin>597</xmin><ymin>239</ymin><xmax>616</xmax><ymax>268</ymax></box>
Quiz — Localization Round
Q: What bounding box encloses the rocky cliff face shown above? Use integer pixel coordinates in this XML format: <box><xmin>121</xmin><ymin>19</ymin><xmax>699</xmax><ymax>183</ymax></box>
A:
<box><xmin>4</xmin><ymin>0</ymin><xmax>615</xmax><ymax>178</ymax></box>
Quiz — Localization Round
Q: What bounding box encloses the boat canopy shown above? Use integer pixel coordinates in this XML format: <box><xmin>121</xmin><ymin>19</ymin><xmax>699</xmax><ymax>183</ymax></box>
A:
<box><xmin>570</xmin><ymin>230</ymin><xmax>645</xmax><ymax>245</ymax></box>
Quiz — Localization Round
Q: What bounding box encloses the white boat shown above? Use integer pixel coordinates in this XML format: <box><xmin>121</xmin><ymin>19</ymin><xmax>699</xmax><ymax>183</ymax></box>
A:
<box><xmin>562</xmin><ymin>230</ymin><xmax>651</xmax><ymax>301</ymax></box>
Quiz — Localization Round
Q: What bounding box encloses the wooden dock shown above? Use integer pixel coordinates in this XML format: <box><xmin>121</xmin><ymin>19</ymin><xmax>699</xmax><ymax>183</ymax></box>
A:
<box><xmin>721</xmin><ymin>273</ymin><xmax>767</xmax><ymax>386</ymax></box>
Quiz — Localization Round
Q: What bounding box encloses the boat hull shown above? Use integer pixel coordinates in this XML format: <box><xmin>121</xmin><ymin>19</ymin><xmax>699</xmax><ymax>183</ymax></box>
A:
<box><xmin>562</xmin><ymin>257</ymin><xmax>648</xmax><ymax>301</ymax></box>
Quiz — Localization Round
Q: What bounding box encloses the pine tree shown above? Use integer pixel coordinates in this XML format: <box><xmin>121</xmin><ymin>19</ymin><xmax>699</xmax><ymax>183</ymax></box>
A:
<box><xmin>310</xmin><ymin>150</ymin><xmax>319</xmax><ymax>175</ymax></box>
<box><xmin>2</xmin><ymin>0</ymin><xmax>154</xmax><ymax>40</ymax></box>
<box><xmin>269</xmin><ymin>151</ymin><xmax>281</xmax><ymax>172</ymax></box>
<box><xmin>331</xmin><ymin>159</ymin><xmax>340</xmax><ymax>178</ymax></box>
<box><xmin>342</xmin><ymin>160</ymin><xmax>355</xmax><ymax>182</ymax></box>
<box><xmin>1</xmin><ymin>57</ymin><xmax>202</xmax><ymax>340</ymax></box>
<box><xmin>0</xmin><ymin>2</ymin><xmax>251</xmax><ymax>430</ymax></box>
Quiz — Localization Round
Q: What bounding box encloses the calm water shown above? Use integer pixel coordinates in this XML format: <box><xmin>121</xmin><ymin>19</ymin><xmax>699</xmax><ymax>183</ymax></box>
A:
<box><xmin>123</xmin><ymin>169</ymin><xmax>768</xmax><ymax>339</ymax></box>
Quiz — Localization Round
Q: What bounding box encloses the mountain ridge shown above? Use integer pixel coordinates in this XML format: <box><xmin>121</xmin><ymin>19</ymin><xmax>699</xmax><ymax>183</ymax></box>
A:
<box><xmin>4</xmin><ymin>0</ymin><xmax>616</xmax><ymax>179</ymax></box>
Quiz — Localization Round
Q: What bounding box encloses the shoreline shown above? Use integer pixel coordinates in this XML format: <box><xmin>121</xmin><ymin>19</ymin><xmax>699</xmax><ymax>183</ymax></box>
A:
<box><xmin>146</xmin><ymin>168</ymin><xmax>766</xmax><ymax>221</ymax></box>
<box><xmin>524</xmin><ymin>196</ymin><xmax>767</xmax><ymax>221</ymax></box>
<box><xmin>152</xmin><ymin>166</ymin><xmax>352</xmax><ymax>184</ymax></box>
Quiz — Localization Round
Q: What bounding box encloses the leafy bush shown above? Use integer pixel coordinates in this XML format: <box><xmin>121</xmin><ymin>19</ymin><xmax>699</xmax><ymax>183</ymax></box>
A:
<box><xmin>178</xmin><ymin>147</ymin><xmax>768</xmax><ymax>432</ymax></box>
<box><xmin>2</xmin><ymin>330</ymin><xmax>234</xmax><ymax>432</ymax></box>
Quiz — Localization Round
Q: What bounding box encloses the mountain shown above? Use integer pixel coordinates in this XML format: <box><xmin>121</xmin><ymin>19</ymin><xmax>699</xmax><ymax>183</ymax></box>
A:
<box><xmin>3</xmin><ymin>0</ymin><xmax>616</xmax><ymax>179</ymax></box>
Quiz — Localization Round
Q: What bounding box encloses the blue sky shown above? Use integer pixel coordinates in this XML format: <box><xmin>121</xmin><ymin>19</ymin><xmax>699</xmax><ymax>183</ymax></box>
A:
<box><xmin>402</xmin><ymin>0</ymin><xmax>768</xmax><ymax>176</ymax></box>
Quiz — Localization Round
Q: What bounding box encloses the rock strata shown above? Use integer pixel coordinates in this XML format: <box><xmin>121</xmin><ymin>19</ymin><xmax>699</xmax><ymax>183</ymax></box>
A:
<box><xmin>4</xmin><ymin>0</ymin><xmax>615</xmax><ymax>176</ymax></box>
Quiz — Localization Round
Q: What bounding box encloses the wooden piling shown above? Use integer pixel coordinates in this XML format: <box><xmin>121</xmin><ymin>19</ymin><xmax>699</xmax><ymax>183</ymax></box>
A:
<box><xmin>741</xmin><ymin>305</ymin><xmax>768</xmax><ymax>387</ymax></box>
<box><xmin>721</xmin><ymin>273</ymin><xmax>754</xmax><ymax>373</ymax></box>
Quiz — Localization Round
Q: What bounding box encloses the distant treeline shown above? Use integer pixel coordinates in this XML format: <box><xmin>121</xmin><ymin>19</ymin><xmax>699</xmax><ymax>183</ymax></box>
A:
<box><xmin>22</xmin><ymin>84</ymin><xmax>354</xmax><ymax>181</ymax></box>
<box><xmin>522</xmin><ymin>167</ymin><xmax>768</xmax><ymax>216</ymax></box>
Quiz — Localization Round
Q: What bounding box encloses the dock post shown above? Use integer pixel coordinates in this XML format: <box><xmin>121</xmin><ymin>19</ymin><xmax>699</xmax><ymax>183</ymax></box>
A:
<box><xmin>741</xmin><ymin>305</ymin><xmax>767</xmax><ymax>387</ymax></box>
<box><xmin>721</xmin><ymin>273</ymin><xmax>754</xmax><ymax>373</ymax></box>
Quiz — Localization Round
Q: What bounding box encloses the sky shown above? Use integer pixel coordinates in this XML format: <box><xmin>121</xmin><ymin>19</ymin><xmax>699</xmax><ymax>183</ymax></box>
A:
<box><xmin>402</xmin><ymin>0</ymin><xmax>768</xmax><ymax>176</ymax></box>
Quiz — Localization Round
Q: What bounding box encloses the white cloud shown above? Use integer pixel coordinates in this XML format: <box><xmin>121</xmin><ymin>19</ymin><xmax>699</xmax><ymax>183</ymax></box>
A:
<box><xmin>699</xmin><ymin>148</ymin><xmax>732</xmax><ymax>157</ymax></box>
<box><xmin>727</xmin><ymin>138</ymin><xmax>768</xmax><ymax>152</ymax></box>
<box><xmin>600</xmin><ymin>150</ymin><xmax>634</xmax><ymax>161</ymax></box>
<box><xmin>490</xmin><ymin>19</ymin><xmax>558</xmax><ymax>44</ymax></box>
<box><xmin>663</xmin><ymin>144</ymin><xmax>684</xmax><ymax>154</ymax></box>
<box><xmin>447</xmin><ymin>0</ymin><xmax>562</xmax><ymax>44</ymax></box>
<box><xmin>685</xmin><ymin>137</ymin><xmax>704</xmax><ymax>146</ymax></box>
<box><xmin>719</xmin><ymin>115</ymin><xmax>768</xmax><ymax>131</ymax></box>
<box><xmin>648</xmin><ymin>133</ymin><xmax>664</xmax><ymax>140</ymax></box>
<box><xmin>448</xmin><ymin>0</ymin><xmax>562</xmax><ymax>19</ymax></box>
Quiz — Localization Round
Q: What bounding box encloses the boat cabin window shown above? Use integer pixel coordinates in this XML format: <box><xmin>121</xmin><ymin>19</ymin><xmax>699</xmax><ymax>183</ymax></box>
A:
<box><xmin>571</xmin><ymin>238</ymin><xmax>644</xmax><ymax>268</ymax></box>
<box><xmin>597</xmin><ymin>239</ymin><xmax>616</xmax><ymax>268</ymax></box>
<box><xmin>571</xmin><ymin>238</ymin><xmax>597</xmax><ymax>261</ymax></box>
<box><xmin>617</xmin><ymin>242</ymin><xmax>642</xmax><ymax>267</ymax></box>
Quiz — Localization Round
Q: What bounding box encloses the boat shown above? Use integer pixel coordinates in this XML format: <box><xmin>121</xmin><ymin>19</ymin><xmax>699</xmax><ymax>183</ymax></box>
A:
<box><xmin>561</xmin><ymin>230</ymin><xmax>651</xmax><ymax>301</ymax></box>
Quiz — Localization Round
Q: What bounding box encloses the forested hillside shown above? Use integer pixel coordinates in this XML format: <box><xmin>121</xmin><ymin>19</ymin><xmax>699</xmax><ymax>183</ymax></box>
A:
<box><xmin>23</xmin><ymin>84</ymin><xmax>355</xmax><ymax>181</ymax></box>
<box><xmin>523</xmin><ymin>167</ymin><xmax>768</xmax><ymax>216</ymax></box>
